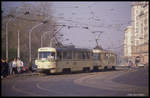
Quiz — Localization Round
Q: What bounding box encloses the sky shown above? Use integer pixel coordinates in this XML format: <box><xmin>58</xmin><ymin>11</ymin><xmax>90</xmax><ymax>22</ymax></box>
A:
<box><xmin>2</xmin><ymin>1</ymin><xmax>132</xmax><ymax>55</ymax></box>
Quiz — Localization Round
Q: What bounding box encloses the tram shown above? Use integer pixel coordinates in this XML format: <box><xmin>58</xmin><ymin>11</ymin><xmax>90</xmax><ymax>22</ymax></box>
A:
<box><xmin>35</xmin><ymin>47</ymin><xmax>117</xmax><ymax>74</ymax></box>
<box><xmin>92</xmin><ymin>49</ymin><xmax>117</xmax><ymax>71</ymax></box>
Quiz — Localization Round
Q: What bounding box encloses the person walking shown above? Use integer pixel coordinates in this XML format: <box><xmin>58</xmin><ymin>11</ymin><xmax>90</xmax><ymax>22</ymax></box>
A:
<box><xmin>135</xmin><ymin>56</ymin><xmax>140</xmax><ymax>68</ymax></box>
<box><xmin>8</xmin><ymin>60</ymin><xmax>13</xmax><ymax>75</ymax></box>
<box><xmin>4</xmin><ymin>58</ymin><xmax>9</xmax><ymax>77</ymax></box>
<box><xmin>16</xmin><ymin>58</ymin><xmax>22</xmax><ymax>74</ymax></box>
<box><xmin>128</xmin><ymin>60</ymin><xmax>133</xmax><ymax>69</ymax></box>
<box><xmin>12</xmin><ymin>58</ymin><xmax>17</xmax><ymax>75</ymax></box>
<box><xmin>20</xmin><ymin>58</ymin><xmax>24</xmax><ymax>73</ymax></box>
<box><xmin>1</xmin><ymin>58</ymin><xmax>6</xmax><ymax>78</ymax></box>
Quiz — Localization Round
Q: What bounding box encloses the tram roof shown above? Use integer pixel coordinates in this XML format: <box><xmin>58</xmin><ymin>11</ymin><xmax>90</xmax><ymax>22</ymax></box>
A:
<box><xmin>56</xmin><ymin>47</ymin><xmax>91</xmax><ymax>52</ymax></box>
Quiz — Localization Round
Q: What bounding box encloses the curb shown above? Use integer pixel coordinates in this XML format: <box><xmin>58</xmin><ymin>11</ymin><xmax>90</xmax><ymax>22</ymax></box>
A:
<box><xmin>3</xmin><ymin>72</ymin><xmax>43</xmax><ymax>79</ymax></box>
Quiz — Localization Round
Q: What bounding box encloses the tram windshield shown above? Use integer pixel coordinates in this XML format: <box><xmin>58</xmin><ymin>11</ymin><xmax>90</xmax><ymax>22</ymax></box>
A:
<box><xmin>39</xmin><ymin>52</ymin><xmax>55</xmax><ymax>60</ymax></box>
<box><xmin>93</xmin><ymin>53</ymin><xmax>100</xmax><ymax>60</ymax></box>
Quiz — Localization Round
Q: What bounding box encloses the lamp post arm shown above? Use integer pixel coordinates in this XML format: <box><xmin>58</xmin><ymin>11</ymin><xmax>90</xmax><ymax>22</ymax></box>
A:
<box><xmin>41</xmin><ymin>35</ymin><xmax>43</xmax><ymax>48</ymax></box>
<box><xmin>6</xmin><ymin>18</ymin><xmax>13</xmax><ymax>59</ymax></box>
<box><xmin>29</xmin><ymin>22</ymin><xmax>44</xmax><ymax>62</ymax></box>
<box><xmin>29</xmin><ymin>22</ymin><xmax>44</xmax><ymax>34</ymax></box>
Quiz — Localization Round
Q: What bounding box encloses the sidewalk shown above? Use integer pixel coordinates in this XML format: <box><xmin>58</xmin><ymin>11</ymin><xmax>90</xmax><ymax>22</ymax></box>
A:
<box><xmin>2</xmin><ymin>72</ymin><xmax>42</xmax><ymax>79</ymax></box>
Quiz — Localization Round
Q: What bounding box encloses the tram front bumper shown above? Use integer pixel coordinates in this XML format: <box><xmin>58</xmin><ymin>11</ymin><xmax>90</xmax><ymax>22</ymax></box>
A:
<box><xmin>37</xmin><ymin>68</ymin><xmax>56</xmax><ymax>73</ymax></box>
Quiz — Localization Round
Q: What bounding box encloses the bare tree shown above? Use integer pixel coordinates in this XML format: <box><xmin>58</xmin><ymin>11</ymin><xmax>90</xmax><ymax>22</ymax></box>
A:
<box><xmin>2</xmin><ymin>2</ymin><xmax>61</xmax><ymax>62</ymax></box>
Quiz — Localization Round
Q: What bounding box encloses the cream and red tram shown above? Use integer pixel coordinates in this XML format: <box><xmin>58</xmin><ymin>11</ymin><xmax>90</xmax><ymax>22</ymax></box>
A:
<box><xmin>35</xmin><ymin>47</ymin><xmax>117</xmax><ymax>74</ymax></box>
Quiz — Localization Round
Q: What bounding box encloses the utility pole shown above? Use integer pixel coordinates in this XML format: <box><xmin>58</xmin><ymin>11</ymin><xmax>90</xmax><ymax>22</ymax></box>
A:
<box><xmin>6</xmin><ymin>18</ymin><xmax>12</xmax><ymax>60</ymax></box>
<box><xmin>17</xmin><ymin>30</ymin><xmax>20</xmax><ymax>58</ymax></box>
<box><xmin>29</xmin><ymin>23</ymin><xmax>43</xmax><ymax>62</ymax></box>
<box><xmin>5</xmin><ymin>11</ymin><xmax>30</xmax><ymax>60</ymax></box>
<box><xmin>6</xmin><ymin>21</ymin><xmax>8</xmax><ymax>59</ymax></box>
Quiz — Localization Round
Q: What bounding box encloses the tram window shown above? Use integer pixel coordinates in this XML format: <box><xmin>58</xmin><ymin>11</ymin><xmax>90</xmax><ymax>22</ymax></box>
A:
<box><xmin>93</xmin><ymin>53</ymin><xmax>100</xmax><ymax>60</ymax></box>
<box><xmin>82</xmin><ymin>52</ymin><xmax>85</xmax><ymax>59</ymax></box>
<box><xmin>39</xmin><ymin>52</ymin><xmax>55</xmax><ymax>59</ymax></box>
<box><xmin>77</xmin><ymin>52</ymin><xmax>82</xmax><ymax>60</ymax></box>
<box><xmin>109</xmin><ymin>56</ymin><xmax>115</xmax><ymax>64</ymax></box>
<box><xmin>87</xmin><ymin>52</ymin><xmax>90</xmax><ymax>59</ymax></box>
<box><xmin>104</xmin><ymin>53</ymin><xmax>109</xmax><ymax>60</ymax></box>
<box><xmin>101</xmin><ymin>53</ymin><xmax>108</xmax><ymax>60</ymax></box>
<box><xmin>72</xmin><ymin>51</ymin><xmax>77</xmax><ymax>60</ymax></box>
<box><xmin>63</xmin><ymin>51</ymin><xmax>72</xmax><ymax>59</ymax></box>
<box><xmin>77</xmin><ymin>52</ymin><xmax>80</xmax><ymax>59</ymax></box>
<box><xmin>82</xmin><ymin>52</ymin><xmax>87</xmax><ymax>59</ymax></box>
<box><xmin>57</xmin><ymin>51</ymin><xmax>62</xmax><ymax>60</ymax></box>
<box><xmin>88</xmin><ymin>52</ymin><xmax>90</xmax><ymax>59</ymax></box>
<box><xmin>76</xmin><ymin>51</ymin><xmax>90</xmax><ymax>60</ymax></box>
<box><xmin>84</xmin><ymin>52</ymin><xmax>90</xmax><ymax>59</ymax></box>
<box><xmin>84</xmin><ymin>52</ymin><xmax>87</xmax><ymax>59</ymax></box>
<box><xmin>99</xmin><ymin>54</ymin><xmax>101</xmax><ymax>60</ymax></box>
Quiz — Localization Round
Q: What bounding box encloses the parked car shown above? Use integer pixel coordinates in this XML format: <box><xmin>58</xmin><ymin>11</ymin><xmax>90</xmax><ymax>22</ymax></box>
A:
<box><xmin>32</xmin><ymin>64</ymin><xmax>37</xmax><ymax>72</ymax></box>
<box><xmin>137</xmin><ymin>63</ymin><xmax>144</xmax><ymax>67</ymax></box>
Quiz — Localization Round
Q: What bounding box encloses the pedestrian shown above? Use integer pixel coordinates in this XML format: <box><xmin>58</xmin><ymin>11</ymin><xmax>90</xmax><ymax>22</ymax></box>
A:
<box><xmin>8</xmin><ymin>60</ymin><xmax>13</xmax><ymax>75</ymax></box>
<box><xmin>4</xmin><ymin>58</ymin><xmax>9</xmax><ymax>77</ymax></box>
<box><xmin>135</xmin><ymin>56</ymin><xmax>140</xmax><ymax>67</ymax></box>
<box><xmin>12</xmin><ymin>58</ymin><xmax>17</xmax><ymax>75</ymax></box>
<box><xmin>16</xmin><ymin>58</ymin><xmax>22</xmax><ymax>74</ymax></box>
<box><xmin>20</xmin><ymin>59</ymin><xmax>24</xmax><ymax>73</ymax></box>
<box><xmin>128</xmin><ymin>60</ymin><xmax>133</xmax><ymax>69</ymax></box>
<box><xmin>1</xmin><ymin>58</ymin><xmax>6</xmax><ymax>78</ymax></box>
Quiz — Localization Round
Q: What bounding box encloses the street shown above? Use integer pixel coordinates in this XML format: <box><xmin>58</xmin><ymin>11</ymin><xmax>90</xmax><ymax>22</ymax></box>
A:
<box><xmin>2</xmin><ymin>2</ymin><xmax>149</xmax><ymax>97</ymax></box>
<box><xmin>1</xmin><ymin>66</ymin><xmax>149</xmax><ymax>96</ymax></box>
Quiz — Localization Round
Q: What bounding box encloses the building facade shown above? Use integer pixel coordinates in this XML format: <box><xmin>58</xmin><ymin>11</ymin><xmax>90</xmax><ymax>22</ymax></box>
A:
<box><xmin>124</xmin><ymin>1</ymin><xmax>149</xmax><ymax>64</ymax></box>
<box><xmin>124</xmin><ymin>26</ymin><xmax>133</xmax><ymax>57</ymax></box>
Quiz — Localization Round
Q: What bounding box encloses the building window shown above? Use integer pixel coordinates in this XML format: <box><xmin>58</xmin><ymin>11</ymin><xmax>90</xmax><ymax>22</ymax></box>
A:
<box><xmin>136</xmin><ymin>10</ymin><xmax>138</xmax><ymax>14</ymax></box>
<box><xmin>136</xmin><ymin>40</ymin><xmax>139</xmax><ymax>45</ymax></box>
<box><xmin>144</xmin><ymin>19</ymin><xmax>147</xmax><ymax>25</ymax></box>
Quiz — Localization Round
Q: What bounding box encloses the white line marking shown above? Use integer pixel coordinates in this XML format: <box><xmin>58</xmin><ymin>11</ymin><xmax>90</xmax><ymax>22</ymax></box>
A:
<box><xmin>12</xmin><ymin>84</ymin><xmax>43</xmax><ymax>96</ymax></box>
<box><xmin>36</xmin><ymin>82</ymin><xmax>66</xmax><ymax>95</ymax></box>
<box><xmin>74</xmin><ymin>71</ymin><xmax>148</xmax><ymax>93</ymax></box>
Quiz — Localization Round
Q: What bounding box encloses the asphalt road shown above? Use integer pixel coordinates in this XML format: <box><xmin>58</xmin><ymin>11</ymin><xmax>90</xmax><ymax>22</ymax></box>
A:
<box><xmin>1</xmin><ymin>66</ymin><xmax>149</xmax><ymax>96</ymax></box>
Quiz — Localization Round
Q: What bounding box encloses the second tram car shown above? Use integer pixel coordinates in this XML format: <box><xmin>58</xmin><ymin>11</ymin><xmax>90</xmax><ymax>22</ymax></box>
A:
<box><xmin>92</xmin><ymin>49</ymin><xmax>117</xmax><ymax>71</ymax></box>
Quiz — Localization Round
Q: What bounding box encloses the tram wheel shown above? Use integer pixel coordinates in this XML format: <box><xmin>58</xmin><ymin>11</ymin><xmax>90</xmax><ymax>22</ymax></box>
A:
<box><xmin>83</xmin><ymin>67</ymin><xmax>90</xmax><ymax>73</ymax></box>
<box><xmin>93</xmin><ymin>66</ymin><xmax>99</xmax><ymax>72</ymax></box>
<box><xmin>63</xmin><ymin>68</ymin><xmax>71</xmax><ymax>74</ymax></box>
<box><xmin>112</xmin><ymin>66</ymin><xmax>116</xmax><ymax>70</ymax></box>
<box><xmin>104</xmin><ymin>66</ymin><xmax>108</xmax><ymax>71</ymax></box>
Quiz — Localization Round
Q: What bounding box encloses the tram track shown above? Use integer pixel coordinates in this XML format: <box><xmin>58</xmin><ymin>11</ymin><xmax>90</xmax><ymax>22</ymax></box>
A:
<box><xmin>2</xmin><ymin>67</ymin><xmax>148</xmax><ymax>96</ymax></box>
<box><xmin>73</xmin><ymin>69</ymin><xmax>148</xmax><ymax>94</ymax></box>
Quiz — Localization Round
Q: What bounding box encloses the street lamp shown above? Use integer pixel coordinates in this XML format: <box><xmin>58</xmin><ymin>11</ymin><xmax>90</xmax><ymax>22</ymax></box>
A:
<box><xmin>5</xmin><ymin>14</ymin><xmax>16</xmax><ymax>59</ymax></box>
<box><xmin>5</xmin><ymin>11</ymin><xmax>29</xmax><ymax>60</ymax></box>
<box><xmin>29</xmin><ymin>20</ymin><xmax>48</xmax><ymax>62</ymax></box>
<box><xmin>5</xmin><ymin>18</ymin><xmax>13</xmax><ymax>59</ymax></box>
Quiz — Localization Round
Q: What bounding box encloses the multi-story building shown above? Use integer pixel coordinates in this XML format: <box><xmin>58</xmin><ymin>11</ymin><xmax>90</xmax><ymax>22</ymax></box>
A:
<box><xmin>124</xmin><ymin>1</ymin><xmax>149</xmax><ymax>64</ymax></box>
<box><xmin>124</xmin><ymin>26</ymin><xmax>133</xmax><ymax>57</ymax></box>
